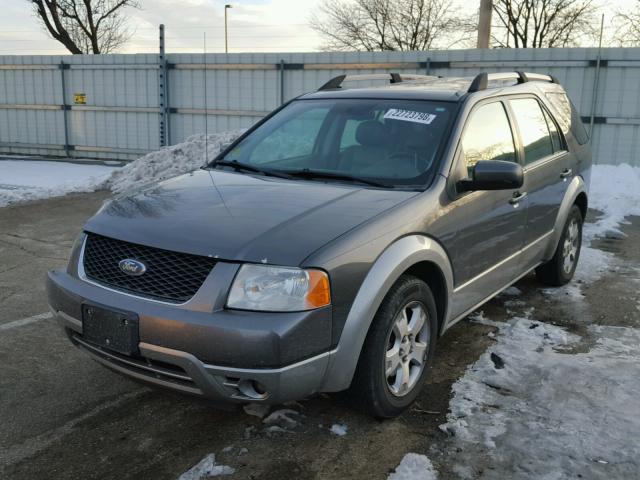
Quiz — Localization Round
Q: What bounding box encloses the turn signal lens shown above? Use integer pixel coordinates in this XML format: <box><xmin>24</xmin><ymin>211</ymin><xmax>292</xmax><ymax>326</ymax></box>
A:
<box><xmin>306</xmin><ymin>270</ymin><xmax>331</xmax><ymax>308</ymax></box>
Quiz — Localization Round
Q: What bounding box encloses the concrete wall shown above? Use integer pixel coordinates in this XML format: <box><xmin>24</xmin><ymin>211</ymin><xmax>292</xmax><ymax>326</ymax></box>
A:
<box><xmin>1</xmin><ymin>48</ymin><xmax>639</xmax><ymax>164</ymax></box>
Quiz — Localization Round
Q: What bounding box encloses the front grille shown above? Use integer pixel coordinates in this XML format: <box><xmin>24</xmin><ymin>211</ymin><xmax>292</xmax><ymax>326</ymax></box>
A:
<box><xmin>82</xmin><ymin>233</ymin><xmax>217</xmax><ymax>302</ymax></box>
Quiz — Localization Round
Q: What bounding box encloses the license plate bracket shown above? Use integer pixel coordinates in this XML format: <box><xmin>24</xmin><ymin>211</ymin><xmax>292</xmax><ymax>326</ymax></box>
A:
<box><xmin>82</xmin><ymin>303</ymin><xmax>139</xmax><ymax>356</ymax></box>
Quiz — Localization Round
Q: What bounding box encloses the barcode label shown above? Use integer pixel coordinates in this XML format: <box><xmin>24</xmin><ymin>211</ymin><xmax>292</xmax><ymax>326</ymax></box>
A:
<box><xmin>383</xmin><ymin>109</ymin><xmax>437</xmax><ymax>125</ymax></box>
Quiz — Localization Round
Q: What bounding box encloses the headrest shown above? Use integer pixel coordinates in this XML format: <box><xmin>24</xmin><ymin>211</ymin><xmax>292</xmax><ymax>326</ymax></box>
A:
<box><xmin>356</xmin><ymin>121</ymin><xmax>389</xmax><ymax>147</ymax></box>
<box><xmin>405</xmin><ymin>130</ymin><xmax>433</xmax><ymax>149</ymax></box>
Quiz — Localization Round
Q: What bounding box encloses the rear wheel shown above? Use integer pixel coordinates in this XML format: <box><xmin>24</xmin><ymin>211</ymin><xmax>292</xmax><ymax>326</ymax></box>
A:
<box><xmin>536</xmin><ymin>204</ymin><xmax>583</xmax><ymax>286</ymax></box>
<box><xmin>350</xmin><ymin>275</ymin><xmax>437</xmax><ymax>418</ymax></box>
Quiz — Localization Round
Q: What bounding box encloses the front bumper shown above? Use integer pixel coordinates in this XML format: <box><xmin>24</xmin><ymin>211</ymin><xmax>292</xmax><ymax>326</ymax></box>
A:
<box><xmin>47</xmin><ymin>267</ymin><xmax>334</xmax><ymax>405</ymax></box>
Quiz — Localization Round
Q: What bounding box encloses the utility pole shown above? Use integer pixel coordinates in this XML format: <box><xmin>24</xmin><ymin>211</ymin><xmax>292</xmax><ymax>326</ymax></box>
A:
<box><xmin>224</xmin><ymin>4</ymin><xmax>232</xmax><ymax>53</ymax></box>
<box><xmin>477</xmin><ymin>0</ymin><xmax>492</xmax><ymax>49</ymax></box>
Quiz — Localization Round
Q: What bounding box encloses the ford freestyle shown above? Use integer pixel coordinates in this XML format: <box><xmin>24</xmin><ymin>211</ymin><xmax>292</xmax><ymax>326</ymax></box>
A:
<box><xmin>47</xmin><ymin>72</ymin><xmax>591</xmax><ymax>418</ymax></box>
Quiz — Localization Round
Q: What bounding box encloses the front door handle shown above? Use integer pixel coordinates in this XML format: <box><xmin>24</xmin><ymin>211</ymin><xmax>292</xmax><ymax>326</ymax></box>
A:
<box><xmin>509</xmin><ymin>191</ymin><xmax>527</xmax><ymax>206</ymax></box>
<box><xmin>560</xmin><ymin>168</ymin><xmax>573</xmax><ymax>179</ymax></box>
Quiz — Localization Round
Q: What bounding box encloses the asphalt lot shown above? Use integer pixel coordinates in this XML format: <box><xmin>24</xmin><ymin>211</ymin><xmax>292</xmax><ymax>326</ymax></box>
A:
<box><xmin>1</xmin><ymin>191</ymin><xmax>638</xmax><ymax>480</ymax></box>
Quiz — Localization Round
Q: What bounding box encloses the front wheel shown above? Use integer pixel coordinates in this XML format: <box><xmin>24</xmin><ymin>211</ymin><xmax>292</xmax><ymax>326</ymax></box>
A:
<box><xmin>350</xmin><ymin>275</ymin><xmax>438</xmax><ymax>418</ymax></box>
<box><xmin>536</xmin><ymin>204</ymin><xmax>583</xmax><ymax>286</ymax></box>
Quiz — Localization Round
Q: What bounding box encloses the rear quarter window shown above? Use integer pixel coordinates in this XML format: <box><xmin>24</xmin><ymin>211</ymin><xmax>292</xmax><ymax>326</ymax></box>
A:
<box><xmin>545</xmin><ymin>92</ymin><xmax>589</xmax><ymax>145</ymax></box>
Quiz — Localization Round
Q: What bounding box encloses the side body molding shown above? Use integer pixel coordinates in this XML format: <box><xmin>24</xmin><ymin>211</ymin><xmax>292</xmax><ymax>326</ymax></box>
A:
<box><xmin>542</xmin><ymin>175</ymin><xmax>587</xmax><ymax>261</ymax></box>
<box><xmin>320</xmin><ymin>235</ymin><xmax>453</xmax><ymax>392</ymax></box>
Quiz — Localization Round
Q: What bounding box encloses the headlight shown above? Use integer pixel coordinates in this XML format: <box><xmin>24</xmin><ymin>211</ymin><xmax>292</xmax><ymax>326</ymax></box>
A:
<box><xmin>227</xmin><ymin>265</ymin><xmax>331</xmax><ymax>312</ymax></box>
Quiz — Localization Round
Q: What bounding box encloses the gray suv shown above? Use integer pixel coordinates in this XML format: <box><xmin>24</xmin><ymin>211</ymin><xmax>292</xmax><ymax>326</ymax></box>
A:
<box><xmin>47</xmin><ymin>72</ymin><xmax>591</xmax><ymax>418</ymax></box>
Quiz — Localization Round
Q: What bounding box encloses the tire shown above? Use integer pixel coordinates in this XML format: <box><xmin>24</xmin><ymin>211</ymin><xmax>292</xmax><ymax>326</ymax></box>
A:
<box><xmin>350</xmin><ymin>275</ymin><xmax>438</xmax><ymax>418</ymax></box>
<box><xmin>536</xmin><ymin>204</ymin><xmax>583</xmax><ymax>286</ymax></box>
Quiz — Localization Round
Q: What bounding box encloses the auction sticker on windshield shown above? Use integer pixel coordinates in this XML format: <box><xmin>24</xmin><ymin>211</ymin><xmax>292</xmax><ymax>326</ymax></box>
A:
<box><xmin>383</xmin><ymin>108</ymin><xmax>437</xmax><ymax>125</ymax></box>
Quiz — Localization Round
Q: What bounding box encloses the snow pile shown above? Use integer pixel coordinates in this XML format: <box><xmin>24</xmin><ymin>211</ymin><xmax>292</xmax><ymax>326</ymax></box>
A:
<box><xmin>0</xmin><ymin>131</ymin><xmax>244</xmax><ymax>207</ymax></box>
<box><xmin>242</xmin><ymin>403</ymin><xmax>270</xmax><ymax>419</ymax></box>
<box><xmin>262</xmin><ymin>409</ymin><xmax>300</xmax><ymax>430</ymax></box>
<box><xmin>585</xmin><ymin>163</ymin><xmax>640</xmax><ymax>240</ymax></box>
<box><xmin>388</xmin><ymin>453</ymin><xmax>438</xmax><ymax>480</ymax></box>
<box><xmin>0</xmin><ymin>160</ymin><xmax>116</xmax><ymax>207</ymax></box>
<box><xmin>440</xmin><ymin>315</ymin><xmax>640</xmax><ymax>479</ymax></box>
<box><xmin>178</xmin><ymin>453</ymin><xmax>234</xmax><ymax>479</ymax></box>
<box><xmin>499</xmin><ymin>286</ymin><xmax>522</xmax><ymax>297</ymax></box>
<box><xmin>105</xmin><ymin>131</ymin><xmax>244</xmax><ymax>194</ymax></box>
<box><xmin>329</xmin><ymin>423</ymin><xmax>348</xmax><ymax>436</ymax></box>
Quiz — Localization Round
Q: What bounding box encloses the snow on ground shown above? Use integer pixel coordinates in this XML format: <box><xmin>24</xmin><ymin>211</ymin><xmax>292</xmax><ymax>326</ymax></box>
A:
<box><xmin>262</xmin><ymin>409</ymin><xmax>300</xmax><ymax>430</ymax></box>
<box><xmin>178</xmin><ymin>453</ymin><xmax>234</xmax><ymax>479</ymax></box>
<box><xmin>499</xmin><ymin>286</ymin><xmax>522</xmax><ymax>296</ymax></box>
<box><xmin>440</xmin><ymin>314</ymin><xmax>640</xmax><ymax>479</ymax></box>
<box><xmin>242</xmin><ymin>403</ymin><xmax>271</xmax><ymax>419</ymax></box>
<box><xmin>584</xmin><ymin>163</ymin><xmax>640</xmax><ymax>240</ymax></box>
<box><xmin>388</xmin><ymin>453</ymin><xmax>438</xmax><ymax>480</ymax></box>
<box><xmin>541</xmin><ymin>241</ymin><xmax>615</xmax><ymax>301</ymax></box>
<box><xmin>329</xmin><ymin>423</ymin><xmax>348</xmax><ymax>436</ymax></box>
<box><xmin>0</xmin><ymin>160</ymin><xmax>116</xmax><ymax>208</ymax></box>
<box><xmin>0</xmin><ymin>131</ymin><xmax>244</xmax><ymax>207</ymax></box>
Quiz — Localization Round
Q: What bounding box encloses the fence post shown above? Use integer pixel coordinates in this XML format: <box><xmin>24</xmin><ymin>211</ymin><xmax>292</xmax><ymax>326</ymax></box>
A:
<box><xmin>159</xmin><ymin>24</ymin><xmax>168</xmax><ymax>147</ymax></box>
<box><xmin>59</xmin><ymin>61</ymin><xmax>70</xmax><ymax>157</ymax></box>
<box><xmin>589</xmin><ymin>14</ymin><xmax>605</xmax><ymax>139</ymax></box>
<box><xmin>279</xmin><ymin>59</ymin><xmax>285</xmax><ymax>105</ymax></box>
<box><xmin>163</xmin><ymin>58</ymin><xmax>170</xmax><ymax>146</ymax></box>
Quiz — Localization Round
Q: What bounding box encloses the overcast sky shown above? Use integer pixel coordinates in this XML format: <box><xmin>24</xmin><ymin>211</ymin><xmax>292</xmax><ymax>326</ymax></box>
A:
<box><xmin>0</xmin><ymin>0</ymin><xmax>637</xmax><ymax>55</ymax></box>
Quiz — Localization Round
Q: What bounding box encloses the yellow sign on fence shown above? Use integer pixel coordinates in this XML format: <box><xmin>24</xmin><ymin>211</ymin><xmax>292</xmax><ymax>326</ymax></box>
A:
<box><xmin>73</xmin><ymin>93</ymin><xmax>87</xmax><ymax>105</ymax></box>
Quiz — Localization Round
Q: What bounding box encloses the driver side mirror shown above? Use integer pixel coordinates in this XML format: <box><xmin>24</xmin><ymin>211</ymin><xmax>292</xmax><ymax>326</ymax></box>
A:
<box><xmin>457</xmin><ymin>160</ymin><xmax>523</xmax><ymax>193</ymax></box>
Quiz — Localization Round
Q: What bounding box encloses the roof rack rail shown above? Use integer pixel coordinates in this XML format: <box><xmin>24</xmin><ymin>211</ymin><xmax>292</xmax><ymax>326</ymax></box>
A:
<box><xmin>467</xmin><ymin>71</ymin><xmax>558</xmax><ymax>93</ymax></box>
<box><xmin>317</xmin><ymin>73</ymin><xmax>437</xmax><ymax>91</ymax></box>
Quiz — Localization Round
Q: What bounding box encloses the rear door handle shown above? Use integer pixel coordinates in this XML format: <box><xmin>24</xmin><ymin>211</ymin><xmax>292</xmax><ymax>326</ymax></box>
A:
<box><xmin>560</xmin><ymin>168</ymin><xmax>572</xmax><ymax>179</ymax></box>
<box><xmin>509</xmin><ymin>191</ymin><xmax>527</xmax><ymax>206</ymax></box>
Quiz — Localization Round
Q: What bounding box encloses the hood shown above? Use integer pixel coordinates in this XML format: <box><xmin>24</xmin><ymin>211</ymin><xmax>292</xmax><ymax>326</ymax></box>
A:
<box><xmin>84</xmin><ymin>169</ymin><xmax>417</xmax><ymax>266</ymax></box>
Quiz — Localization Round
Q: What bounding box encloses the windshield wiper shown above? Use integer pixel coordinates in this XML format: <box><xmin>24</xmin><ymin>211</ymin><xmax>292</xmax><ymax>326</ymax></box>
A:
<box><xmin>212</xmin><ymin>160</ymin><xmax>293</xmax><ymax>180</ymax></box>
<box><xmin>283</xmin><ymin>169</ymin><xmax>392</xmax><ymax>188</ymax></box>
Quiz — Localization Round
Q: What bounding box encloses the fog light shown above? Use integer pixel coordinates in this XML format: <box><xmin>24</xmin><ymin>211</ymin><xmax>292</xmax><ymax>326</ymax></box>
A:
<box><xmin>237</xmin><ymin>379</ymin><xmax>268</xmax><ymax>400</ymax></box>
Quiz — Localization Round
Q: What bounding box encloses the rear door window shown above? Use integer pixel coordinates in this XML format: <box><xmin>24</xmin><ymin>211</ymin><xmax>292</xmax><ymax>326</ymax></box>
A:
<box><xmin>461</xmin><ymin>102</ymin><xmax>516</xmax><ymax>173</ymax></box>
<box><xmin>542</xmin><ymin>107</ymin><xmax>564</xmax><ymax>153</ymax></box>
<box><xmin>510</xmin><ymin>98</ymin><xmax>554</xmax><ymax>165</ymax></box>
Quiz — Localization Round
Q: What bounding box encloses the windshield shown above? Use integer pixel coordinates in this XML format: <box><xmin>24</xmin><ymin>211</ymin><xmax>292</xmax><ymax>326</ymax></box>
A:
<box><xmin>215</xmin><ymin>98</ymin><xmax>454</xmax><ymax>188</ymax></box>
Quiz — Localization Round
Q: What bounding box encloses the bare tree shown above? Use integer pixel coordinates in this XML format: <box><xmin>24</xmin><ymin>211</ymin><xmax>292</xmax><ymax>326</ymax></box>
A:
<box><xmin>29</xmin><ymin>0</ymin><xmax>139</xmax><ymax>54</ymax></box>
<box><xmin>310</xmin><ymin>0</ymin><xmax>472</xmax><ymax>51</ymax></box>
<box><xmin>613</xmin><ymin>1</ymin><xmax>640</xmax><ymax>46</ymax></box>
<box><xmin>492</xmin><ymin>0</ymin><xmax>598</xmax><ymax>48</ymax></box>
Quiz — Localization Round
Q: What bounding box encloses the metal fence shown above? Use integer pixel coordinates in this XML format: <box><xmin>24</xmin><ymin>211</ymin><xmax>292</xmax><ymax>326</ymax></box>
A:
<box><xmin>1</xmin><ymin>47</ymin><xmax>640</xmax><ymax>164</ymax></box>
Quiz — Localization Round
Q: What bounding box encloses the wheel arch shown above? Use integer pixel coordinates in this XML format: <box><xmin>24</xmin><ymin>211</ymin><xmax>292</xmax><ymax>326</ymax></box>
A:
<box><xmin>574</xmin><ymin>191</ymin><xmax>588</xmax><ymax>220</ymax></box>
<box><xmin>542</xmin><ymin>176</ymin><xmax>588</xmax><ymax>261</ymax></box>
<box><xmin>319</xmin><ymin>234</ymin><xmax>453</xmax><ymax>393</ymax></box>
<box><xmin>404</xmin><ymin>261</ymin><xmax>448</xmax><ymax>336</ymax></box>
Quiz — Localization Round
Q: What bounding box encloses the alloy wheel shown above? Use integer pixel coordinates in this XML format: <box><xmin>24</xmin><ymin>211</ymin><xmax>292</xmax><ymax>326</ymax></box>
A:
<box><xmin>562</xmin><ymin>217</ymin><xmax>580</xmax><ymax>274</ymax></box>
<box><xmin>384</xmin><ymin>301</ymin><xmax>430</xmax><ymax>397</ymax></box>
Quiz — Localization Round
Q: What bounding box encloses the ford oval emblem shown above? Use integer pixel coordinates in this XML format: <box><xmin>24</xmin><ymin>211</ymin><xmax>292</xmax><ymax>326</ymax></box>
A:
<box><xmin>118</xmin><ymin>258</ymin><xmax>147</xmax><ymax>276</ymax></box>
